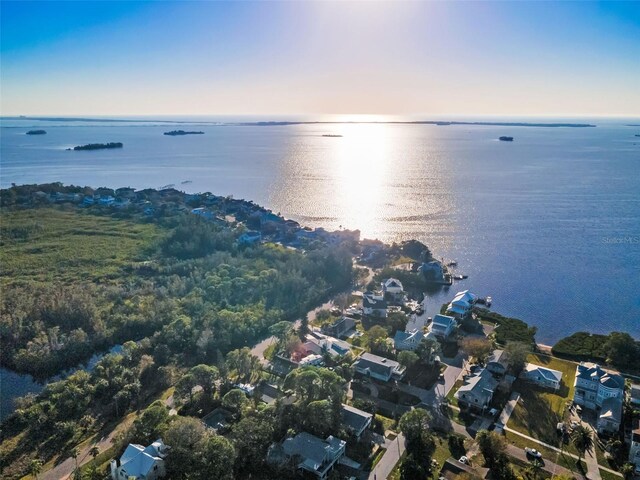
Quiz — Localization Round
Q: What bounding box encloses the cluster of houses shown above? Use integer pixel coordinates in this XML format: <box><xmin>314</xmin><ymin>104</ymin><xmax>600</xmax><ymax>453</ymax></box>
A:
<box><xmin>23</xmin><ymin>186</ymin><xmax>361</xmax><ymax>248</ymax></box>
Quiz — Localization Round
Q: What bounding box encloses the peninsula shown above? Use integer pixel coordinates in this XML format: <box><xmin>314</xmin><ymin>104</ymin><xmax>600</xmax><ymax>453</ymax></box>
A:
<box><xmin>68</xmin><ymin>142</ymin><xmax>123</xmax><ymax>151</ymax></box>
<box><xmin>163</xmin><ymin>130</ymin><xmax>205</xmax><ymax>136</ymax></box>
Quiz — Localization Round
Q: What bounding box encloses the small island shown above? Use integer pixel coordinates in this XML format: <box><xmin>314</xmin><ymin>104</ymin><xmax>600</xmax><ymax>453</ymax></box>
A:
<box><xmin>322</xmin><ymin>134</ymin><xmax>343</xmax><ymax>137</ymax></box>
<box><xmin>163</xmin><ymin>130</ymin><xmax>204</xmax><ymax>136</ymax></box>
<box><xmin>68</xmin><ymin>142</ymin><xmax>123</xmax><ymax>151</ymax></box>
<box><xmin>499</xmin><ymin>136</ymin><xmax>514</xmax><ymax>142</ymax></box>
<box><xmin>26</xmin><ymin>130</ymin><xmax>46</xmax><ymax>135</ymax></box>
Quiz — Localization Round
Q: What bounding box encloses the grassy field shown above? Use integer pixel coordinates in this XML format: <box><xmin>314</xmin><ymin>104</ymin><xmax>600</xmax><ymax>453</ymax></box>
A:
<box><xmin>1</xmin><ymin>207</ymin><xmax>160</xmax><ymax>286</ymax></box>
<box><xmin>507</xmin><ymin>353</ymin><xmax>577</xmax><ymax>445</ymax></box>
<box><xmin>505</xmin><ymin>430</ymin><xmax>587</xmax><ymax>476</ymax></box>
<box><xmin>387</xmin><ymin>433</ymin><xmax>456</xmax><ymax>480</ymax></box>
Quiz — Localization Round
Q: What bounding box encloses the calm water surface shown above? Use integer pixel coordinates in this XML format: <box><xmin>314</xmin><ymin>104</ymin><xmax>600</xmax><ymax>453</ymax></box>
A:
<box><xmin>1</xmin><ymin>117</ymin><xmax>639</xmax><ymax>348</ymax></box>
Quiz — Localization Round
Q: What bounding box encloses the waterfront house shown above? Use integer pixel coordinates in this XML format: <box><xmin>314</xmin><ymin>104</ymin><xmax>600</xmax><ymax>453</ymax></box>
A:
<box><xmin>573</xmin><ymin>362</ymin><xmax>625</xmax><ymax>410</ymax></box>
<box><xmin>519</xmin><ymin>363</ymin><xmax>563</xmax><ymax>391</ymax></box>
<box><xmin>321</xmin><ymin>316</ymin><xmax>356</xmax><ymax>339</ymax></box>
<box><xmin>429</xmin><ymin>314</ymin><xmax>457</xmax><ymax>339</ymax></box>
<box><xmin>362</xmin><ymin>292</ymin><xmax>387</xmax><ymax>318</ymax></box>
<box><xmin>110</xmin><ymin>439</ymin><xmax>168</xmax><ymax>480</ymax></box>
<box><xmin>573</xmin><ymin>362</ymin><xmax>625</xmax><ymax>434</ymax></box>
<box><xmin>446</xmin><ymin>290</ymin><xmax>477</xmax><ymax>319</ymax></box>
<box><xmin>268</xmin><ymin>432</ymin><xmax>346</xmax><ymax>479</ymax></box>
<box><xmin>455</xmin><ymin>368</ymin><xmax>498</xmax><ymax>412</ymax></box>
<box><xmin>341</xmin><ymin>404</ymin><xmax>373</xmax><ymax>439</ymax></box>
<box><xmin>353</xmin><ymin>352</ymin><xmax>405</xmax><ymax>382</ymax></box>
<box><xmin>419</xmin><ymin>260</ymin><xmax>445</xmax><ymax>282</ymax></box>
<box><xmin>393</xmin><ymin>329</ymin><xmax>424</xmax><ymax>351</ymax></box>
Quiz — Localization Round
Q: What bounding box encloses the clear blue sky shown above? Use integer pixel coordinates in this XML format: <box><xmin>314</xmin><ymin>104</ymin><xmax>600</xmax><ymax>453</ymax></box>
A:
<box><xmin>1</xmin><ymin>0</ymin><xmax>639</xmax><ymax>116</ymax></box>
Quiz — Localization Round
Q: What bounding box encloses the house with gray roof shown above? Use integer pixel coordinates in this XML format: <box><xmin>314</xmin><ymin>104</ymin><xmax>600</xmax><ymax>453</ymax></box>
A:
<box><xmin>455</xmin><ymin>368</ymin><xmax>498</xmax><ymax>411</ymax></box>
<box><xmin>110</xmin><ymin>439</ymin><xmax>168</xmax><ymax>480</ymax></box>
<box><xmin>341</xmin><ymin>404</ymin><xmax>373</xmax><ymax>439</ymax></box>
<box><xmin>362</xmin><ymin>292</ymin><xmax>387</xmax><ymax>318</ymax></box>
<box><xmin>393</xmin><ymin>329</ymin><xmax>424</xmax><ymax>351</ymax></box>
<box><xmin>597</xmin><ymin>396</ymin><xmax>623</xmax><ymax>435</ymax></box>
<box><xmin>573</xmin><ymin>362</ymin><xmax>625</xmax><ymax>411</ymax></box>
<box><xmin>486</xmin><ymin>349</ymin><xmax>507</xmax><ymax>377</ymax></box>
<box><xmin>321</xmin><ymin>316</ymin><xmax>356</xmax><ymax>339</ymax></box>
<box><xmin>269</xmin><ymin>432</ymin><xmax>346</xmax><ymax>479</ymax></box>
<box><xmin>520</xmin><ymin>363</ymin><xmax>563</xmax><ymax>390</ymax></box>
<box><xmin>353</xmin><ymin>352</ymin><xmax>405</xmax><ymax>382</ymax></box>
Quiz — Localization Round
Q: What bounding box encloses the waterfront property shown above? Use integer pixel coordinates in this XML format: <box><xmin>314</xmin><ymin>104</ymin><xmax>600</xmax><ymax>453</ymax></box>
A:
<box><xmin>110</xmin><ymin>439</ymin><xmax>168</xmax><ymax>480</ymax></box>
<box><xmin>573</xmin><ymin>362</ymin><xmax>624</xmax><ymax>435</ymax></box>
<box><xmin>446</xmin><ymin>290</ymin><xmax>478</xmax><ymax>319</ymax></box>
<box><xmin>630</xmin><ymin>383</ymin><xmax>640</xmax><ymax>407</ymax></box>
<box><xmin>429</xmin><ymin>314</ymin><xmax>457</xmax><ymax>339</ymax></box>
<box><xmin>455</xmin><ymin>368</ymin><xmax>499</xmax><ymax>412</ymax></box>
<box><xmin>269</xmin><ymin>432</ymin><xmax>346</xmax><ymax>479</ymax></box>
<box><xmin>393</xmin><ymin>329</ymin><xmax>424</xmax><ymax>351</ymax></box>
<box><xmin>341</xmin><ymin>404</ymin><xmax>373</xmax><ymax>439</ymax></box>
<box><xmin>519</xmin><ymin>363</ymin><xmax>563</xmax><ymax>391</ymax></box>
<box><xmin>353</xmin><ymin>352</ymin><xmax>405</xmax><ymax>382</ymax></box>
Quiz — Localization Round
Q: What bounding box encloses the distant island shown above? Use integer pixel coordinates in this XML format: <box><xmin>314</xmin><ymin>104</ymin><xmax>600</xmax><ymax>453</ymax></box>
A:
<box><xmin>163</xmin><ymin>130</ymin><xmax>205</xmax><ymax>136</ymax></box>
<box><xmin>68</xmin><ymin>142</ymin><xmax>123</xmax><ymax>151</ymax></box>
<box><xmin>499</xmin><ymin>136</ymin><xmax>514</xmax><ymax>142</ymax></box>
<box><xmin>26</xmin><ymin>129</ymin><xmax>46</xmax><ymax>135</ymax></box>
<box><xmin>322</xmin><ymin>134</ymin><xmax>343</xmax><ymax>137</ymax></box>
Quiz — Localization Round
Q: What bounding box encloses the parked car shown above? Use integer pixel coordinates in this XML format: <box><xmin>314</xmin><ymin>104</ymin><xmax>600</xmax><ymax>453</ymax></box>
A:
<box><xmin>458</xmin><ymin>456</ymin><xmax>469</xmax><ymax>465</ymax></box>
<box><xmin>525</xmin><ymin>448</ymin><xmax>543</xmax><ymax>459</ymax></box>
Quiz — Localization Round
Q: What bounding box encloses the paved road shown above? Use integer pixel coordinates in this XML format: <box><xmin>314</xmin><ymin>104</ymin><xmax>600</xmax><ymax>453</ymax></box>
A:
<box><xmin>368</xmin><ymin>434</ymin><xmax>406</xmax><ymax>480</ymax></box>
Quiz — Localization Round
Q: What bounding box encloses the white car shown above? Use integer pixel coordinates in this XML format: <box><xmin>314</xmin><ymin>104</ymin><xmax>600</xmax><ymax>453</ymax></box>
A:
<box><xmin>525</xmin><ymin>448</ymin><xmax>543</xmax><ymax>459</ymax></box>
<box><xmin>458</xmin><ymin>456</ymin><xmax>469</xmax><ymax>465</ymax></box>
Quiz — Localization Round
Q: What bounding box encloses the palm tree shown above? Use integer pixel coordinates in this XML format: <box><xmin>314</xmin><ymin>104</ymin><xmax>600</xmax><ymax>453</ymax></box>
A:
<box><xmin>29</xmin><ymin>459</ymin><xmax>43</xmax><ymax>480</ymax></box>
<box><xmin>527</xmin><ymin>459</ymin><xmax>543</xmax><ymax>480</ymax></box>
<box><xmin>571</xmin><ymin>425</ymin><xmax>594</xmax><ymax>463</ymax></box>
<box><xmin>70</xmin><ymin>447</ymin><xmax>79</xmax><ymax>475</ymax></box>
<box><xmin>89</xmin><ymin>445</ymin><xmax>99</xmax><ymax>462</ymax></box>
<box><xmin>620</xmin><ymin>462</ymin><xmax>635</xmax><ymax>480</ymax></box>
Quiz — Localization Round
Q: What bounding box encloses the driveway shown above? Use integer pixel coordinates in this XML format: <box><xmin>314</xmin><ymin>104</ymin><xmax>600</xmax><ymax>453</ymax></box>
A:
<box><xmin>368</xmin><ymin>433</ymin><xmax>406</xmax><ymax>480</ymax></box>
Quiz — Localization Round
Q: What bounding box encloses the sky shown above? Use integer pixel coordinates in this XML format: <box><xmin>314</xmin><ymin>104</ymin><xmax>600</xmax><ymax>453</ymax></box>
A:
<box><xmin>1</xmin><ymin>1</ymin><xmax>639</xmax><ymax>117</ymax></box>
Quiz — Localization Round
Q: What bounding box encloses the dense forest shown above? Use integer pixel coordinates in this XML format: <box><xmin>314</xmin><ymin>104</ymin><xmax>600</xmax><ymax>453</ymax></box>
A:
<box><xmin>0</xmin><ymin>197</ymin><xmax>355</xmax><ymax>479</ymax></box>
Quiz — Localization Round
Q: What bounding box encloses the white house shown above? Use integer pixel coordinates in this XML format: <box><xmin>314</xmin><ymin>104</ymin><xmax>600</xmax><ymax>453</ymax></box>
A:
<box><xmin>353</xmin><ymin>352</ymin><xmax>405</xmax><ymax>382</ymax></box>
<box><xmin>382</xmin><ymin>278</ymin><xmax>404</xmax><ymax>303</ymax></box>
<box><xmin>393</xmin><ymin>329</ymin><xmax>424</xmax><ymax>351</ymax></box>
<box><xmin>430</xmin><ymin>314</ymin><xmax>456</xmax><ymax>338</ymax></box>
<box><xmin>303</xmin><ymin>334</ymin><xmax>351</xmax><ymax>358</ymax></box>
<box><xmin>455</xmin><ymin>368</ymin><xmax>498</xmax><ymax>412</ymax></box>
<box><xmin>519</xmin><ymin>363</ymin><xmax>563</xmax><ymax>391</ymax></box>
<box><xmin>110</xmin><ymin>439</ymin><xmax>168</xmax><ymax>480</ymax></box>
<box><xmin>362</xmin><ymin>292</ymin><xmax>388</xmax><ymax>318</ymax></box>
<box><xmin>630</xmin><ymin>384</ymin><xmax>640</xmax><ymax>408</ymax></box>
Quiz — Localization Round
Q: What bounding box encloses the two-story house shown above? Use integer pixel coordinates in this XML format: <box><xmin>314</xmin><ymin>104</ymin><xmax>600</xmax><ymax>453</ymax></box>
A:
<box><xmin>269</xmin><ymin>432</ymin><xmax>346</xmax><ymax>479</ymax></box>
<box><xmin>573</xmin><ymin>362</ymin><xmax>625</xmax><ymax>435</ymax></box>
<box><xmin>393</xmin><ymin>329</ymin><xmax>424</xmax><ymax>351</ymax></box>
<box><xmin>353</xmin><ymin>352</ymin><xmax>405</xmax><ymax>382</ymax></box>
<box><xmin>110</xmin><ymin>439</ymin><xmax>168</xmax><ymax>480</ymax></box>
<box><xmin>429</xmin><ymin>314</ymin><xmax>457</xmax><ymax>339</ymax></box>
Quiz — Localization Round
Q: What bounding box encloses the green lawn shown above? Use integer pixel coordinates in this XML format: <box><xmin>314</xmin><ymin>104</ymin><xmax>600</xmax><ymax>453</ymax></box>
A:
<box><xmin>387</xmin><ymin>433</ymin><xmax>456</xmax><ymax>480</ymax></box>
<box><xmin>1</xmin><ymin>208</ymin><xmax>160</xmax><ymax>286</ymax></box>
<box><xmin>507</xmin><ymin>353</ymin><xmax>577</xmax><ymax>446</ymax></box>
<box><xmin>505</xmin><ymin>430</ymin><xmax>587</xmax><ymax>476</ymax></box>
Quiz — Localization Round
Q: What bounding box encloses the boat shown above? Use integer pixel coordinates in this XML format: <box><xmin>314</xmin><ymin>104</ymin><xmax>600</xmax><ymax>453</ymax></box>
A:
<box><xmin>499</xmin><ymin>136</ymin><xmax>514</xmax><ymax>142</ymax></box>
<box><xmin>447</xmin><ymin>260</ymin><xmax>458</xmax><ymax>267</ymax></box>
<box><xmin>486</xmin><ymin>296</ymin><xmax>492</xmax><ymax>307</ymax></box>
<box><xmin>453</xmin><ymin>274</ymin><xmax>468</xmax><ymax>280</ymax></box>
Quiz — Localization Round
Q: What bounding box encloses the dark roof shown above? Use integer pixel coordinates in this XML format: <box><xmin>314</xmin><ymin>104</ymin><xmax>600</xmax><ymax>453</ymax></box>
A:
<box><xmin>354</xmin><ymin>353</ymin><xmax>400</xmax><ymax>377</ymax></box>
<box><xmin>363</xmin><ymin>294</ymin><xmax>387</xmax><ymax>309</ymax></box>
<box><xmin>341</xmin><ymin>404</ymin><xmax>372</xmax><ymax>432</ymax></box>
